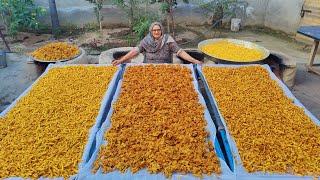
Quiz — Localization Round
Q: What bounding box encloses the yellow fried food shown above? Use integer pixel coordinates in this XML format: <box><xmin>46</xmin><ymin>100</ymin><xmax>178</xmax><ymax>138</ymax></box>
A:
<box><xmin>93</xmin><ymin>65</ymin><xmax>221</xmax><ymax>177</ymax></box>
<box><xmin>0</xmin><ymin>66</ymin><xmax>117</xmax><ymax>178</ymax></box>
<box><xmin>201</xmin><ymin>40</ymin><xmax>264</xmax><ymax>62</ymax></box>
<box><xmin>203</xmin><ymin>66</ymin><xmax>320</xmax><ymax>177</ymax></box>
<box><xmin>31</xmin><ymin>42</ymin><xmax>80</xmax><ymax>61</ymax></box>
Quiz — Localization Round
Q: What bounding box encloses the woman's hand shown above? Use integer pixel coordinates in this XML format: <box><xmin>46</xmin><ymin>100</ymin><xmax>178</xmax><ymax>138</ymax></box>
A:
<box><xmin>111</xmin><ymin>49</ymin><xmax>139</xmax><ymax>66</ymax></box>
<box><xmin>112</xmin><ymin>59</ymin><xmax>123</xmax><ymax>66</ymax></box>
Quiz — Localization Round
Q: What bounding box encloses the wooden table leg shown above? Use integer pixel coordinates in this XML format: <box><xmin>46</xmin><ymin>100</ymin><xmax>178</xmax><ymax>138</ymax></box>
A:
<box><xmin>307</xmin><ymin>40</ymin><xmax>320</xmax><ymax>75</ymax></box>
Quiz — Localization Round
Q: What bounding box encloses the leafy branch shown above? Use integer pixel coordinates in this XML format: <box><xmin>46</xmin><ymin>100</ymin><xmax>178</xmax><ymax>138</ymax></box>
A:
<box><xmin>86</xmin><ymin>0</ymin><xmax>104</xmax><ymax>31</ymax></box>
<box><xmin>150</xmin><ymin>0</ymin><xmax>189</xmax><ymax>38</ymax></box>
<box><xmin>0</xmin><ymin>0</ymin><xmax>46</xmax><ymax>36</ymax></box>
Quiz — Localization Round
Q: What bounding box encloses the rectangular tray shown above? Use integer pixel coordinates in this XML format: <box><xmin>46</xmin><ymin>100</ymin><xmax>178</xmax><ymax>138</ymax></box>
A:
<box><xmin>78</xmin><ymin>63</ymin><xmax>234</xmax><ymax>180</ymax></box>
<box><xmin>0</xmin><ymin>64</ymin><xmax>122</xmax><ymax>179</ymax></box>
<box><xmin>196</xmin><ymin>64</ymin><xmax>320</xmax><ymax>179</ymax></box>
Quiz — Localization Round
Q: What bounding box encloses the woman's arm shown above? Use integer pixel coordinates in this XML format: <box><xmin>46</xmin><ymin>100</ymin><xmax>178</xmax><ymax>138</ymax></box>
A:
<box><xmin>168</xmin><ymin>39</ymin><xmax>202</xmax><ymax>64</ymax></box>
<box><xmin>178</xmin><ymin>50</ymin><xmax>203</xmax><ymax>64</ymax></box>
<box><xmin>112</xmin><ymin>48</ymin><xmax>139</xmax><ymax>66</ymax></box>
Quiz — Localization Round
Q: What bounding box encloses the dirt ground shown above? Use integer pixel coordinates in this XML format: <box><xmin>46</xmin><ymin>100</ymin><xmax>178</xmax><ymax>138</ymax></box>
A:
<box><xmin>0</xmin><ymin>27</ymin><xmax>319</xmax><ymax>119</ymax></box>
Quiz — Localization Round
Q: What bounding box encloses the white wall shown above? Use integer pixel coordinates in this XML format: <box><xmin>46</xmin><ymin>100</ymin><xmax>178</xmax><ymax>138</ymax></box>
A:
<box><xmin>264</xmin><ymin>0</ymin><xmax>303</xmax><ymax>34</ymax></box>
<box><xmin>244</xmin><ymin>0</ymin><xmax>303</xmax><ymax>34</ymax></box>
<box><xmin>244</xmin><ymin>0</ymin><xmax>269</xmax><ymax>26</ymax></box>
<box><xmin>33</xmin><ymin>0</ymin><xmax>304</xmax><ymax>34</ymax></box>
<box><xmin>35</xmin><ymin>0</ymin><xmax>97</xmax><ymax>27</ymax></box>
<box><xmin>34</xmin><ymin>0</ymin><xmax>94</xmax><ymax>8</ymax></box>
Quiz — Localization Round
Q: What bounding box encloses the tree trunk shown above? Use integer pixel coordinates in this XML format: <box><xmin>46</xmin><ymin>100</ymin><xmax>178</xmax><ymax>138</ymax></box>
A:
<box><xmin>97</xmin><ymin>0</ymin><xmax>103</xmax><ymax>32</ymax></box>
<box><xmin>167</xmin><ymin>15</ymin><xmax>170</xmax><ymax>34</ymax></box>
<box><xmin>169</xmin><ymin>0</ymin><xmax>175</xmax><ymax>39</ymax></box>
<box><xmin>129</xmin><ymin>0</ymin><xmax>134</xmax><ymax>34</ymax></box>
<box><xmin>99</xmin><ymin>13</ymin><xmax>102</xmax><ymax>31</ymax></box>
<box><xmin>145</xmin><ymin>1</ymin><xmax>148</xmax><ymax>14</ymax></box>
<box><xmin>144</xmin><ymin>1</ymin><xmax>149</xmax><ymax>14</ymax></box>
<box><xmin>165</xmin><ymin>0</ymin><xmax>170</xmax><ymax>34</ymax></box>
<box><xmin>49</xmin><ymin>0</ymin><xmax>60</xmax><ymax>38</ymax></box>
<box><xmin>98</xmin><ymin>8</ymin><xmax>102</xmax><ymax>31</ymax></box>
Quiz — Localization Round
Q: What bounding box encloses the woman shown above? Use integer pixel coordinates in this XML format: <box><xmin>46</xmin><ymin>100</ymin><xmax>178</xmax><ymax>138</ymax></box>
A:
<box><xmin>112</xmin><ymin>22</ymin><xmax>202</xmax><ymax>65</ymax></box>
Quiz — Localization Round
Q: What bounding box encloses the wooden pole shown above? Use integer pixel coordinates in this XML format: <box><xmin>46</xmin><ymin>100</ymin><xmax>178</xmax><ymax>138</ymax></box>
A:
<box><xmin>307</xmin><ymin>40</ymin><xmax>320</xmax><ymax>75</ymax></box>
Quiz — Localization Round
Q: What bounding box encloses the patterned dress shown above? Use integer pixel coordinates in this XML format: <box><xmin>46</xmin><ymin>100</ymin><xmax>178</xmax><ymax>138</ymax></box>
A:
<box><xmin>136</xmin><ymin>38</ymin><xmax>182</xmax><ymax>63</ymax></box>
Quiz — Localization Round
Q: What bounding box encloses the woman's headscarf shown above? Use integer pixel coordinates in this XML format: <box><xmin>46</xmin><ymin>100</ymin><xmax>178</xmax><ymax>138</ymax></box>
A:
<box><xmin>140</xmin><ymin>22</ymin><xmax>175</xmax><ymax>53</ymax></box>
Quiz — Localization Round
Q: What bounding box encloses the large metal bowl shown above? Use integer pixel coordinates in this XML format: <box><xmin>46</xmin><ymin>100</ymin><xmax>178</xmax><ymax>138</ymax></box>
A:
<box><xmin>31</xmin><ymin>50</ymin><xmax>82</xmax><ymax>63</ymax></box>
<box><xmin>30</xmin><ymin>42</ymin><xmax>82</xmax><ymax>63</ymax></box>
<box><xmin>198</xmin><ymin>38</ymin><xmax>270</xmax><ymax>64</ymax></box>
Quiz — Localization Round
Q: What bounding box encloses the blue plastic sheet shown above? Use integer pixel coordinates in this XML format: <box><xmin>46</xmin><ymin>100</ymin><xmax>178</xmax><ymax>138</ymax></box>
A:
<box><xmin>78</xmin><ymin>63</ymin><xmax>234</xmax><ymax>180</ymax></box>
<box><xmin>197</xmin><ymin>64</ymin><xmax>320</xmax><ymax>180</ymax></box>
<box><xmin>297</xmin><ymin>26</ymin><xmax>320</xmax><ymax>41</ymax></box>
<box><xmin>0</xmin><ymin>64</ymin><xmax>121</xmax><ymax>179</ymax></box>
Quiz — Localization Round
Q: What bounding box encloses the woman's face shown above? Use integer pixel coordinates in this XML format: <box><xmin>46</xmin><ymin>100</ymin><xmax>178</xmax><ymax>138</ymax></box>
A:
<box><xmin>151</xmin><ymin>25</ymin><xmax>162</xmax><ymax>40</ymax></box>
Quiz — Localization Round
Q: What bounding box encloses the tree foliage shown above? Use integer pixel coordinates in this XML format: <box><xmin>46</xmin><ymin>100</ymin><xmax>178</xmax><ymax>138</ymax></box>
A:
<box><xmin>199</xmin><ymin>0</ymin><xmax>240</xmax><ymax>26</ymax></box>
<box><xmin>86</xmin><ymin>0</ymin><xmax>104</xmax><ymax>30</ymax></box>
<box><xmin>0</xmin><ymin>0</ymin><xmax>46</xmax><ymax>36</ymax></box>
<box><xmin>150</xmin><ymin>0</ymin><xmax>189</xmax><ymax>38</ymax></box>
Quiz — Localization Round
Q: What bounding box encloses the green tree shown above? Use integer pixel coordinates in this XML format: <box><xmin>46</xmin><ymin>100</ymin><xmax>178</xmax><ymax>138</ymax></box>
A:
<box><xmin>86</xmin><ymin>0</ymin><xmax>104</xmax><ymax>31</ymax></box>
<box><xmin>133</xmin><ymin>14</ymin><xmax>158</xmax><ymax>41</ymax></box>
<box><xmin>112</xmin><ymin>0</ymin><xmax>138</xmax><ymax>33</ymax></box>
<box><xmin>151</xmin><ymin>0</ymin><xmax>189</xmax><ymax>39</ymax></box>
<box><xmin>0</xmin><ymin>0</ymin><xmax>46</xmax><ymax>36</ymax></box>
<box><xmin>113</xmin><ymin>0</ymin><xmax>158</xmax><ymax>41</ymax></box>
<box><xmin>199</xmin><ymin>0</ymin><xmax>238</xmax><ymax>27</ymax></box>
